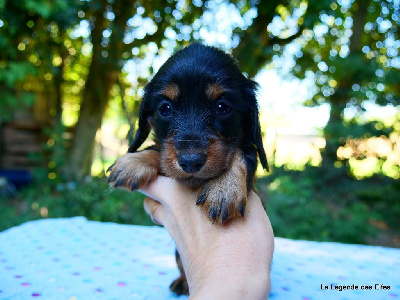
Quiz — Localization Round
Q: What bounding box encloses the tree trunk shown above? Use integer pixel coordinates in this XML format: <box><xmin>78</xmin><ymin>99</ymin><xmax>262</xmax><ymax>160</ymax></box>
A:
<box><xmin>349</xmin><ymin>0</ymin><xmax>369</xmax><ymax>53</ymax></box>
<box><xmin>233</xmin><ymin>0</ymin><xmax>281</xmax><ymax>77</ymax></box>
<box><xmin>68</xmin><ymin>0</ymin><xmax>133</xmax><ymax>178</ymax></box>
<box><xmin>321</xmin><ymin>90</ymin><xmax>347</xmax><ymax>170</ymax></box>
<box><xmin>68</xmin><ymin>60</ymin><xmax>114</xmax><ymax>177</ymax></box>
<box><xmin>320</xmin><ymin>0</ymin><xmax>370</xmax><ymax>173</ymax></box>
<box><xmin>53</xmin><ymin>29</ymin><xmax>67</xmax><ymax>126</ymax></box>
<box><xmin>233</xmin><ymin>0</ymin><xmax>326</xmax><ymax>78</ymax></box>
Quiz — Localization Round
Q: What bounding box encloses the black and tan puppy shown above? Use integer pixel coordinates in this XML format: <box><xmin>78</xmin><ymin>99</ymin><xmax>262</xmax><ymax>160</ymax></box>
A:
<box><xmin>108</xmin><ymin>43</ymin><xmax>268</xmax><ymax>294</ymax></box>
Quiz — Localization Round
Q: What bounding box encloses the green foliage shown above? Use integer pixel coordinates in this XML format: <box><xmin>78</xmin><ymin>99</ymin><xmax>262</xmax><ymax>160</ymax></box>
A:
<box><xmin>0</xmin><ymin>0</ymin><xmax>398</xmax><ymax>248</ymax></box>
<box><xmin>0</xmin><ymin>61</ymin><xmax>36</xmax><ymax>121</ymax></box>
<box><xmin>23</xmin><ymin>0</ymin><xmax>68</xmax><ymax>19</ymax></box>
<box><xmin>1</xmin><ymin>165</ymin><xmax>398</xmax><ymax>247</ymax></box>
<box><xmin>0</xmin><ymin>0</ymin><xmax>81</xmax><ymax>122</ymax></box>
<box><xmin>282</xmin><ymin>0</ymin><xmax>400</xmax><ymax>174</ymax></box>
<box><xmin>0</xmin><ymin>123</ymin><xmax>152</xmax><ymax>232</ymax></box>
<box><xmin>29</xmin><ymin>124</ymin><xmax>70</xmax><ymax>187</ymax></box>
<box><xmin>0</xmin><ymin>178</ymin><xmax>151</xmax><ymax>232</ymax></box>
<box><xmin>354</xmin><ymin>179</ymin><xmax>400</xmax><ymax>231</ymax></box>
<box><xmin>0</xmin><ymin>61</ymin><xmax>36</xmax><ymax>85</ymax></box>
<box><xmin>256</xmin><ymin>167</ymin><xmax>399</xmax><ymax>245</ymax></box>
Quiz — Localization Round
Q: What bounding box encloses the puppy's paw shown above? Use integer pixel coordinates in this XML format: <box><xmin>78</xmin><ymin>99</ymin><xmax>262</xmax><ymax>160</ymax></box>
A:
<box><xmin>169</xmin><ymin>276</ymin><xmax>189</xmax><ymax>296</ymax></box>
<box><xmin>107</xmin><ymin>150</ymin><xmax>160</xmax><ymax>190</ymax></box>
<box><xmin>196</xmin><ymin>151</ymin><xmax>248</xmax><ymax>225</ymax></box>
<box><xmin>197</xmin><ymin>177</ymin><xmax>247</xmax><ymax>225</ymax></box>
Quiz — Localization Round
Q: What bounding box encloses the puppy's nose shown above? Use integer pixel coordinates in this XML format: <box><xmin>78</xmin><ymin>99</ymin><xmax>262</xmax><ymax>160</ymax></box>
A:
<box><xmin>178</xmin><ymin>152</ymin><xmax>207</xmax><ymax>173</ymax></box>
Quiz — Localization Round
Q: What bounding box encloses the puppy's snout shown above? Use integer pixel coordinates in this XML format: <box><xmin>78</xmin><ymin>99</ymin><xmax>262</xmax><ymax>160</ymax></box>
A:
<box><xmin>178</xmin><ymin>152</ymin><xmax>207</xmax><ymax>173</ymax></box>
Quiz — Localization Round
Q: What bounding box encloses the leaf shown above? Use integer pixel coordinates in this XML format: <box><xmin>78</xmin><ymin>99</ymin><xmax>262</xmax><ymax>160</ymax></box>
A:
<box><xmin>23</xmin><ymin>0</ymin><xmax>52</xmax><ymax>18</ymax></box>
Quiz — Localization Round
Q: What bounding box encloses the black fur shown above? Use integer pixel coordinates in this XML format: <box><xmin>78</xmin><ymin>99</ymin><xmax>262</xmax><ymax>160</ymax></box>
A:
<box><xmin>129</xmin><ymin>43</ymin><xmax>267</xmax><ymax>188</ymax></box>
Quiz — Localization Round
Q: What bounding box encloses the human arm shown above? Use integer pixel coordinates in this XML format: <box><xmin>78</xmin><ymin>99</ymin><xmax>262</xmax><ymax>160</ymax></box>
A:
<box><xmin>140</xmin><ymin>176</ymin><xmax>274</xmax><ymax>299</ymax></box>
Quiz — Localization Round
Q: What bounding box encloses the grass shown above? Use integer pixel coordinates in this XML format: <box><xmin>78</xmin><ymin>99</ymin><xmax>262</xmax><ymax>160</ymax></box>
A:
<box><xmin>0</xmin><ymin>177</ymin><xmax>152</xmax><ymax>232</ymax></box>
<box><xmin>1</xmin><ymin>170</ymin><xmax>399</xmax><ymax>248</ymax></box>
<box><xmin>257</xmin><ymin>166</ymin><xmax>400</xmax><ymax>247</ymax></box>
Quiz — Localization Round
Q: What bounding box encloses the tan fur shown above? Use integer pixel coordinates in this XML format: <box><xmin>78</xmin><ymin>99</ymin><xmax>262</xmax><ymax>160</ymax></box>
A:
<box><xmin>159</xmin><ymin>137</ymin><xmax>235</xmax><ymax>186</ymax></box>
<box><xmin>110</xmin><ymin>141</ymin><xmax>245</xmax><ymax>224</ymax></box>
<box><xmin>206</xmin><ymin>83</ymin><xmax>225</xmax><ymax>101</ymax></box>
<box><xmin>108</xmin><ymin>150</ymin><xmax>160</xmax><ymax>189</ymax></box>
<box><xmin>161</xmin><ymin>83</ymin><xmax>180</xmax><ymax>101</ymax></box>
<box><xmin>198</xmin><ymin>150</ymin><xmax>248</xmax><ymax>225</ymax></box>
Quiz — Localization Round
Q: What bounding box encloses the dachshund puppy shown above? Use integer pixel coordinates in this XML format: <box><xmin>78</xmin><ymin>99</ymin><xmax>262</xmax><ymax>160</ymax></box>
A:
<box><xmin>108</xmin><ymin>43</ymin><xmax>268</xmax><ymax>294</ymax></box>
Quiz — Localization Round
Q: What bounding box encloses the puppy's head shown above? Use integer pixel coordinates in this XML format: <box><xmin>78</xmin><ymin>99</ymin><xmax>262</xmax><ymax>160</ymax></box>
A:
<box><xmin>129</xmin><ymin>43</ymin><xmax>267</xmax><ymax>187</ymax></box>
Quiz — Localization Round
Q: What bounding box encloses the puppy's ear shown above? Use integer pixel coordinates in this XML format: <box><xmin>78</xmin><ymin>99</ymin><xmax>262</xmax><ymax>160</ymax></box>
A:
<box><xmin>128</xmin><ymin>97</ymin><xmax>152</xmax><ymax>153</ymax></box>
<box><xmin>244</xmin><ymin>81</ymin><xmax>269</xmax><ymax>171</ymax></box>
<box><xmin>252</xmin><ymin>109</ymin><xmax>269</xmax><ymax>171</ymax></box>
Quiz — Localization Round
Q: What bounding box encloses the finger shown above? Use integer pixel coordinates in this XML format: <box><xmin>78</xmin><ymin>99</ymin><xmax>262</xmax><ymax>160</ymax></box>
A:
<box><xmin>139</xmin><ymin>176</ymin><xmax>179</xmax><ymax>205</ymax></box>
<box><xmin>143</xmin><ymin>197</ymin><xmax>164</xmax><ymax>226</ymax></box>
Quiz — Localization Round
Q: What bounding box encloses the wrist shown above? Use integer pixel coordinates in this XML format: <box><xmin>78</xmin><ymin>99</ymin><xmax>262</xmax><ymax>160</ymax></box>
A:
<box><xmin>188</xmin><ymin>265</ymin><xmax>270</xmax><ymax>300</ymax></box>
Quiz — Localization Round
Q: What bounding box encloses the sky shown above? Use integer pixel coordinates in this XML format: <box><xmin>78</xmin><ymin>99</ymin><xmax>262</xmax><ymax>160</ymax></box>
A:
<box><xmin>256</xmin><ymin>69</ymin><xmax>330</xmax><ymax>135</ymax></box>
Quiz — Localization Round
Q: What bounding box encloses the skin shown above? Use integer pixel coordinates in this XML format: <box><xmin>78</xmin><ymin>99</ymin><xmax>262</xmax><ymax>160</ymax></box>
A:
<box><xmin>139</xmin><ymin>176</ymin><xmax>274</xmax><ymax>299</ymax></box>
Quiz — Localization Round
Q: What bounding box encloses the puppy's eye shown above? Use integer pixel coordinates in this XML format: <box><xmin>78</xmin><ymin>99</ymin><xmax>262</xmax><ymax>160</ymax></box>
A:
<box><xmin>216</xmin><ymin>102</ymin><xmax>232</xmax><ymax>115</ymax></box>
<box><xmin>158</xmin><ymin>103</ymin><xmax>173</xmax><ymax>117</ymax></box>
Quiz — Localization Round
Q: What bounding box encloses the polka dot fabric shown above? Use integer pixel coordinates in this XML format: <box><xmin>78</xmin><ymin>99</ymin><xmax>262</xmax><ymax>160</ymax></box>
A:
<box><xmin>0</xmin><ymin>218</ymin><xmax>185</xmax><ymax>299</ymax></box>
<box><xmin>0</xmin><ymin>218</ymin><xmax>399</xmax><ymax>299</ymax></box>
<box><xmin>270</xmin><ymin>239</ymin><xmax>400</xmax><ymax>300</ymax></box>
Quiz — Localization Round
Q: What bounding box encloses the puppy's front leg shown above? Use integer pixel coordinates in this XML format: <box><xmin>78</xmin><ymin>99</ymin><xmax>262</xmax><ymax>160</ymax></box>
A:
<box><xmin>108</xmin><ymin>149</ymin><xmax>160</xmax><ymax>190</ymax></box>
<box><xmin>197</xmin><ymin>151</ymin><xmax>248</xmax><ymax>225</ymax></box>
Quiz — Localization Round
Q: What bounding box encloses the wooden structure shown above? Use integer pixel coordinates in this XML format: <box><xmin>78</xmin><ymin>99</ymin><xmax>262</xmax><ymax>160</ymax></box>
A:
<box><xmin>0</xmin><ymin>121</ymin><xmax>44</xmax><ymax>170</ymax></box>
<box><xmin>0</xmin><ymin>95</ymin><xmax>50</xmax><ymax>171</ymax></box>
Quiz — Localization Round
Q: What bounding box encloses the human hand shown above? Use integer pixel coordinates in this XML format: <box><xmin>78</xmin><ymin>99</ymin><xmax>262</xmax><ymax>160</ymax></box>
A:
<box><xmin>140</xmin><ymin>176</ymin><xmax>274</xmax><ymax>299</ymax></box>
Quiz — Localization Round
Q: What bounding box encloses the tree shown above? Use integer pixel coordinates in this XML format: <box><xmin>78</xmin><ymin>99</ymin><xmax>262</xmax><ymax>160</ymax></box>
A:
<box><xmin>4</xmin><ymin>0</ymin><xmax>397</xmax><ymax>179</ymax></box>
<box><xmin>233</xmin><ymin>0</ymin><xmax>333</xmax><ymax>77</ymax></box>
<box><xmin>235</xmin><ymin>0</ymin><xmax>399</xmax><ymax>178</ymax></box>
<box><xmin>69</xmin><ymin>0</ymin><xmax>345</xmax><ymax>177</ymax></box>
<box><xmin>1</xmin><ymin>0</ymin><xmax>206</xmax><ymax>177</ymax></box>
<box><xmin>67</xmin><ymin>0</ymin><xmax>136</xmax><ymax>176</ymax></box>
<box><xmin>289</xmin><ymin>0</ymin><xmax>399</xmax><ymax>176</ymax></box>
<box><xmin>67</xmin><ymin>0</ymin><xmax>208</xmax><ymax>177</ymax></box>
<box><xmin>0</xmin><ymin>0</ymin><xmax>83</xmax><ymax>121</ymax></box>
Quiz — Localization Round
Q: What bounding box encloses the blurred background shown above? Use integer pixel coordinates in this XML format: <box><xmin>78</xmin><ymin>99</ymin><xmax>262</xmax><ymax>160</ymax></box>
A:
<box><xmin>0</xmin><ymin>0</ymin><xmax>399</xmax><ymax>247</ymax></box>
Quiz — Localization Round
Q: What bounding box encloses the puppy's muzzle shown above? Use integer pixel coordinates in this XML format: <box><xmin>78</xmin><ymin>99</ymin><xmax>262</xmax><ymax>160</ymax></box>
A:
<box><xmin>175</xmin><ymin>133</ymin><xmax>208</xmax><ymax>174</ymax></box>
<box><xmin>178</xmin><ymin>151</ymin><xmax>207</xmax><ymax>173</ymax></box>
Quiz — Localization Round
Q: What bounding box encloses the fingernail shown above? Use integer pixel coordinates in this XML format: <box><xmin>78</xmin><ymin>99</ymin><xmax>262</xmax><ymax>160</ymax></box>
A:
<box><xmin>222</xmin><ymin>209</ymin><xmax>229</xmax><ymax>224</ymax></box>
<box><xmin>114</xmin><ymin>179</ymin><xmax>123</xmax><ymax>188</ymax></box>
<box><xmin>210</xmin><ymin>207</ymin><xmax>217</xmax><ymax>220</ymax></box>
<box><xmin>108</xmin><ymin>174</ymin><xmax>115</xmax><ymax>183</ymax></box>
<box><xmin>131</xmin><ymin>182</ymin><xmax>138</xmax><ymax>191</ymax></box>
<box><xmin>238</xmin><ymin>200</ymin><xmax>246</xmax><ymax>217</ymax></box>
<box><xmin>240</xmin><ymin>204</ymin><xmax>245</xmax><ymax>217</ymax></box>
<box><xmin>196</xmin><ymin>194</ymin><xmax>205</xmax><ymax>205</ymax></box>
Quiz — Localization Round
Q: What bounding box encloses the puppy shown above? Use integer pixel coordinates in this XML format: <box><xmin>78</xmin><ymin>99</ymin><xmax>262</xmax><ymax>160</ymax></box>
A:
<box><xmin>108</xmin><ymin>43</ymin><xmax>268</xmax><ymax>294</ymax></box>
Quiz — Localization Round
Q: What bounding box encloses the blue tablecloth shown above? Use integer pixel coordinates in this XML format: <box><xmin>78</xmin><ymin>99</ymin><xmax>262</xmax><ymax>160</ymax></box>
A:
<box><xmin>0</xmin><ymin>217</ymin><xmax>399</xmax><ymax>299</ymax></box>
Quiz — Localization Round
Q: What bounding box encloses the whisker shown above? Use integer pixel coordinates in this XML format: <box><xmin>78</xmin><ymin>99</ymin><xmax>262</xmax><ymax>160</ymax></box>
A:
<box><xmin>177</xmin><ymin>139</ymin><xmax>200</xmax><ymax>142</ymax></box>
